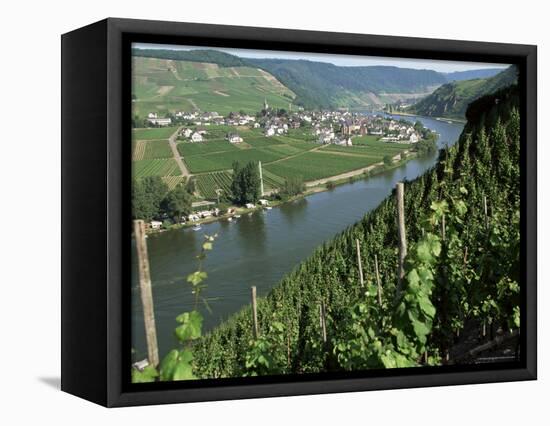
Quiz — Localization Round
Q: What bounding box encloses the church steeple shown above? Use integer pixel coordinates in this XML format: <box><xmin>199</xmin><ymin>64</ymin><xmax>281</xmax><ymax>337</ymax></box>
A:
<box><xmin>263</xmin><ymin>97</ymin><xmax>269</xmax><ymax>111</ymax></box>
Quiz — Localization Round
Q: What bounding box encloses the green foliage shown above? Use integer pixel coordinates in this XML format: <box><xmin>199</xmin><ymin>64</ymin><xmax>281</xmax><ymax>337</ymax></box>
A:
<box><xmin>162</xmin><ymin>183</ymin><xmax>193</xmax><ymax>221</ymax></box>
<box><xmin>277</xmin><ymin>175</ymin><xmax>306</xmax><ymax>199</ymax></box>
<box><xmin>159</xmin><ymin>349</ymin><xmax>196</xmax><ymax>381</ymax></box>
<box><xmin>244</xmin><ymin>320</ymin><xmax>288</xmax><ymax>376</ymax></box>
<box><xmin>383</xmin><ymin>155</ymin><xmax>393</xmax><ymax>166</ymax></box>
<box><xmin>191</xmin><ymin>87</ymin><xmax>520</xmax><ymax>379</ymax></box>
<box><xmin>131</xmin><ymin>364</ymin><xmax>159</xmax><ymax>383</ymax></box>
<box><xmin>131</xmin><ymin>176</ymin><xmax>169</xmax><ymax>221</ymax></box>
<box><xmin>230</xmin><ymin>161</ymin><xmax>261</xmax><ymax>205</ymax></box>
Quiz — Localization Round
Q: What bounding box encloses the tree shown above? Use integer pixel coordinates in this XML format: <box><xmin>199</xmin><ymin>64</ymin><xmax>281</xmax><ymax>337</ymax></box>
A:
<box><xmin>278</xmin><ymin>175</ymin><xmax>305</xmax><ymax>199</ymax></box>
<box><xmin>162</xmin><ymin>183</ymin><xmax>193</xmax><ymax>221</ymax></box>
<box><xmin>383</xmin><ymin>155</ymin><xmax>393</xmax><ymax>167</ymax></box>
<box><xmin>132</xmin><ymin>177</ymin><xmax>168</xmax><ymax>221</ymax></box>
<box><xmin>230</xmin><ymin>161</ymin><xmax>261</xmax><ymax>205</ymax></box>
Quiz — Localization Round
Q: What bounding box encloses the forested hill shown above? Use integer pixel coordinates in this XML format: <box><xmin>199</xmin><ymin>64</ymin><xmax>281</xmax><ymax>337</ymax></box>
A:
<box><xmin>132</xmin><ymin>48</ymin><xmax>248</xmax><ymax>67</ymax></box>
<box><xmin>247</xmin><ymin>59</ymin><xmax>447</xmax><ymax>109</ymax></box>
<box><xmin>186</xmin><ymin>86</ymin><xmax>520</xmax><ymax>378</ymax></box>
<box><xmin>443</xmin><ymin>68</ymin><xmax>505</xmax><ymax>82</ymax></box>
<box><xmin>408</xmin><ymin>65</ymin><xmax>518</xmax><ymax>119</ymax></box>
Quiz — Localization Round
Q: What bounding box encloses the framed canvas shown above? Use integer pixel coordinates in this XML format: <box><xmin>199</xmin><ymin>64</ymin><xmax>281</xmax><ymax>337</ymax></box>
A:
<box><xmin>61</xmin><ymin>18</ymin><xmax>537</xmax><ymax>407</ymax></box>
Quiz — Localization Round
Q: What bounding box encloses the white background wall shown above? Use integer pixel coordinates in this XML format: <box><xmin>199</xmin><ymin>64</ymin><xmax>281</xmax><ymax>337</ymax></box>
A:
<box><xmin>0</xmin><ymin>0</ymin><xmax>545</xmax><ymax>423</ymax></box>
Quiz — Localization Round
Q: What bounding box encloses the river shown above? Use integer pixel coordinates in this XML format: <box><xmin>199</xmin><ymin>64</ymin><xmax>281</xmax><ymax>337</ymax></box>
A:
<box><xmin>131</xmin><ymin>114</ymin><xmax>464</xmax><ymax>360</ymax></box>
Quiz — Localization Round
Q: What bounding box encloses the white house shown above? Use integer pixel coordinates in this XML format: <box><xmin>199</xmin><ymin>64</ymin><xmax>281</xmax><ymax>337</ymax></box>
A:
<box><xmin>258</xmin><ymin>199</ymin><xmax>269</xmax><ymax>206</ymax></box>
<box><xmin>150</xmin><ymin>220</ymin><xmax>163</xmax><ymax>230</ymax></box>
<box><xmin>180</xmin><ymin>128</ymin><xmax>193</xmax><ymax>138</ymax></box>
<box><xmin>227</xmin><ymin>133</ymin><xmax>243</xmax><ymax>144</ymax></box>
<box><xmin>409</xmin><ymin>133</ymin><xmax>419</xmax><ymax>143</ymax></box>
<box><xmin>245</xmin><ymin>203</ymin><xmax>255</xmax><ymax>209</ymax></box>
<box><xmin>147</xmin><ymin>117</ymin><xmax>172</xmax><ymax>126</ymax></box>
<box><xmin>190</xmin><ymin>132</ymin><xmax>203</xmax><ymax>142</ymax></box>
<box><xmin>265</xmin><ymin>127</ymin><xmax>275</xmax><ymax>137</ymax></box>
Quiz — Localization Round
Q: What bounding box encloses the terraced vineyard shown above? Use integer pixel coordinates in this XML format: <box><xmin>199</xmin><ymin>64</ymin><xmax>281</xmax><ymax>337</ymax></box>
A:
<box><xmin>262</xmin><ymin>169</ymin><xmax>285</xmax><ymax>191</ymax></box>
<box><xmin>132</xmin><ymin>140</ymin><xmax>146</xmax><ymax>161</ymax></box>
<box><xmin>131</xmin><ymin>56</ymin><xmax>296</xmax><ymax>117</ymax></box>
<box><xmin>133</xmin><ymin>158</ymin><xmax>180</xmax><ymax>178</ymax></box>
<box><xmin>162</xmin><ymin>176</ymin><xmax>186</xmax><ymax>190</ymax></box>
<box><xmin>195</xmin><ymin>171</ymin><xmax>233</xmax><ymax>199</ymax></box>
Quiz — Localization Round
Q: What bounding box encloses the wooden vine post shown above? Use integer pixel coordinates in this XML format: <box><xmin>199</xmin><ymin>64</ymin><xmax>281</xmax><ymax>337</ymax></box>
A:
<box><xmin>374</xmin><ymin>254</ymin><xmax>382</xmax><ymax>305</ymax></box>
<box><xmin>483</xmin><ymin>194</ymin><xmax>488</xmax><ymax>230</ymax></box>
<box><xmin>355</xmin><ymin>238</ymin><xmax>364</xmax><ymax>288</ymax></box>
<box><xmin>133</xmin><ymin>220</ymin><xmax>159</xmax><ymax>367</ymax></box>
<box><xmin>319</xmin><ymin>302</ymin><xmax>327</xmax><ymax>343</ymax></box>
<box><xmin>251</xmin><ymin>286</ymin><xmax>259</xmax><ymax>339</ymax></box>
<box><xmin>396</xmin><ymin>182</ymin><xmax>407</xmax><ymax>297</ymax></box>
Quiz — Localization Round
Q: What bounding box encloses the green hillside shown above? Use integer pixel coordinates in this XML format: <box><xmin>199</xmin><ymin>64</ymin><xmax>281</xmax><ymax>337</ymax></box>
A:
<box><xmin>248</xmin><ymin>59</ymin><xmax>447</xmax><ymax>109</ymax></box>
<box><xmin>408</xmin><ymin>66</ymin><xmax>518</xmax><ymax>119</ymax></box>
<box><xmin>187</xmin><ymin>86</ymin><xmax>520</xmax><ymax>378</ymax></box>
<box><xmin>131</xmin><ymin>56</ymin><xmax>296</xmax><ymax>118</ymax></box>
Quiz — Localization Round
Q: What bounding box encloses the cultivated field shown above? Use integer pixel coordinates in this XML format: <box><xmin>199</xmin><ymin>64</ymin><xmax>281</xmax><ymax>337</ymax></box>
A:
<box><xmin>133</xmin><ymin>159</ymin><xmax>180</xmax><ymax>178</ymax></box>
<box><xmin>133</xmin><ymin>127</ymin><xmax>178</xmax><ymax>140</ymax></box>
<box><xmin>195</xmin><ymin>171</ymin><xmax>233</xmax><ymax>200</ymax></box>
<box><xmin>132</xmin><ymin>57</ymin><xmax>296</xmax><ymax>117</ymax></box>
<box><xmin>264</xmin><ymin>151</ymin><xmax>382</xmax><ymax>182</ymax></box>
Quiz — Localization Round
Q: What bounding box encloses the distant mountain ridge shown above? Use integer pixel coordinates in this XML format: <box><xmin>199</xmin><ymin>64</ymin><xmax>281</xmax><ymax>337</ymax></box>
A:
<box><xmin>132</xmin><ymin>48</ymin><xmax>514</xmax><ymax>112</ymax></box>
<box><xmin>132</xmin><ymin>48</ymin><xmax>248</xmax><ymax>67</ymax></box>
<box><xmin>246</xmin><ymin>58</ymin><xmax>447</xmax><ymax>108</ymax></box>
<box><xmin>443</xmin><ymin>68</ymin><xmax>505</xmax><ymax>82</ymax></box>
<box><xmin>133</xmin><ymin>48</ymin><xmax>449</xmax><ymax>108</ymax></box>
<box><xmin>407</xmin><ymin>66</ymin><xmax>518</xmax><ymax>119</ymax></box>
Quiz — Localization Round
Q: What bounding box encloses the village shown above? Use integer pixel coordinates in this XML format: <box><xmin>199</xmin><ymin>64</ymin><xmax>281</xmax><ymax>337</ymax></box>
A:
<box><xmin>139</xmin><ymin>100</ymin><xmax>433</xmax><ymax>233</ymax></box>
<box><xmin>145</xmin><ymin>98</ymin><xmax>424</xmax><ymax>147</ymax></box>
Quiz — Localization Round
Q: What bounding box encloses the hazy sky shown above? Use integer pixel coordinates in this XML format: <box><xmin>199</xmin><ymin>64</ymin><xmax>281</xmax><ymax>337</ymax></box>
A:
<box><xmin>133</xmin><ymin>43</ymin><xmax>509</xmax><ymax>73</ymax></box>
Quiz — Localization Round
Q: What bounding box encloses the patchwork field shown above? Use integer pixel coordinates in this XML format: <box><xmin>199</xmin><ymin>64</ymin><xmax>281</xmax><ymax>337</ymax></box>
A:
<box><xmin>133</xmin><ymin>159</ymin><xmax>180</xmax><ymax>178</ymax></box>
<box><xmin>133</xmin><ymin>127</ymin><xmax>178</xmax><ymax>140</ymax></box>
<box><xmin>162</xmin><ymin>176</ymin><xmax>187</xmax><ymax>190</ymax></box>
<box><xmin>184</xmin><ymin>148</ymin><xmax>284</xmax><ymax>173</ymax></box>
<box><xmin>177</xmin><ymin>140</ymin><xmax>239</xmax><ymax>157</ymax></box>
<box><xmin>194</xmin><ymin>171</ymin><xmax>233</xmax><ymax>200</ymax></box>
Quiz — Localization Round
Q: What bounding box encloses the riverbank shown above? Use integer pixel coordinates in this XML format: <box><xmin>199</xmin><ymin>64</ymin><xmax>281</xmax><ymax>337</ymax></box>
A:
<box><xmin>387</xmin><ymin>110</ymin><xmax>467</xmax><ymax>124</ymax></box>
<box><xmin>147</xmin><ymin>150</ymin><xmax>417</xmax><ymax>235</ymax></box>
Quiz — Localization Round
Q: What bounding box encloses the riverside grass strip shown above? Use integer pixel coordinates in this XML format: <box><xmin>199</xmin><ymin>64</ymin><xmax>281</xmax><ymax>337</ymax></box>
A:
<box><xmin>264</xmin><ymin>151</ymin><xmax>380</xmax><ymax>181</ymax></box>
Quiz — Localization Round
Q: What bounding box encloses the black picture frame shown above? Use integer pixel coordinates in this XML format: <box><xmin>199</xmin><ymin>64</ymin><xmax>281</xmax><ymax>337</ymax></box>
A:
<box><xmin>61</xmin><ymin>17</ymin><xmax>537</xmax><ymax>407</ymax></box>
